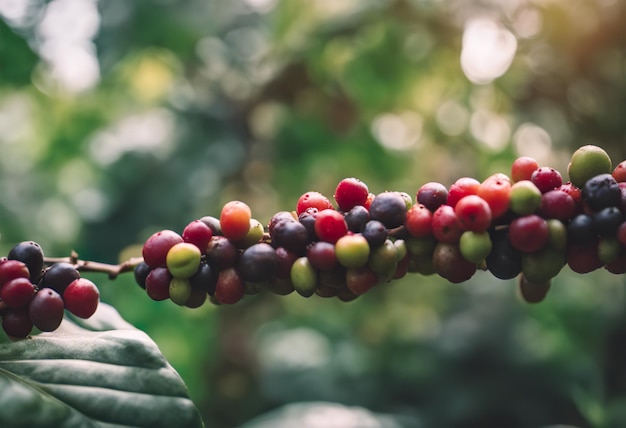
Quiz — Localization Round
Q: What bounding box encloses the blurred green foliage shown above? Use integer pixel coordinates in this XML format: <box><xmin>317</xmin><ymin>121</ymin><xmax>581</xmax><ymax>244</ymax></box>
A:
<box><xmin>1</xmin><ymin>0</ymin><xmax>626</xmax><ymax>427</ymax></box>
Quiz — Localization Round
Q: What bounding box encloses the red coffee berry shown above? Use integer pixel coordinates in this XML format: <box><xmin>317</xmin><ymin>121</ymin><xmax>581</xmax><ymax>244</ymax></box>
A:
<box><xmin>477</xmin><ymin>174</ymin><xmax>511</xmax><ymax>219</ymax></box>
<box><xmin>431</xmin><ymin>204</ymin><xmax>463</xmax><ymax>243</ymax></box>
<box><xmin>220</xmin><ymin>200</ymin><xmax>252</xmax><ymax>242</ymax></box>
<box><xmin>296</xmin><ymin>191</ymin><xmax>333</xmax><ymax>216</ymax></box>
<box><xmin>63</xmin><ymin>278</ymin><xmax>100</xmax><ymax>319</ymax></box>
<box><xmin>511</xmin><ymin>156</ymin><xmax>540</xmax><ymax>182</ymax></box>
<box><xmin>314</xmin><ymin>209</ymin><xmax>348</xmax><ymax>244</ymax></box>
<box><xmin>509</xmin><ymin>214</ymin><xmax>549</xmax><ymax>253</ymax></box>
<box><xmin>334</xmin><ymin>178</ymin><xmax>369</xmax><ymax>211</ymax></box>
<box><xmin>447</xmin><ymin>177</ymin><xmax>480</xmax><ymax>208</ymax></box>
<box><xmin>182</xmin><ymin>220</ymin><xmax>213</xmax><ymax>252</ymax></box>
<box><xmin>531</xmin><ymin>167</ymin><xmax>563</xmax><ymax>193</ymax></box>
<box><xmin>1</xmin><ymin>278</ymin><xmax>36</xmax><ymax>309</ymax></box>
<box><xmin>405</xmin><ymin>204</ymin><xmax>433</xmax><ymax>238</ymax></box>
<box><xmin>142</xmin><ymin>230</ymin><xmax>184</xmax><ymax>268</ymax></box>
<box><xmin>29</xmin><ymin>288</ymin><xmax>65</xmax><ymax>332</ymax></box>
<box><xmin>454</xmin><ymin>195</ymin><xmax>492</xmax><ymax>232</ymax></box>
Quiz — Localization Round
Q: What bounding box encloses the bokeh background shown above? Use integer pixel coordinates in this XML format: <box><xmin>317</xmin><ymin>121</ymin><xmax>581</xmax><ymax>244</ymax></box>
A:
<box><xmin>1</xmin><ymin>0</ymin><xmax>626</xmax><ymax>427</ymax></box>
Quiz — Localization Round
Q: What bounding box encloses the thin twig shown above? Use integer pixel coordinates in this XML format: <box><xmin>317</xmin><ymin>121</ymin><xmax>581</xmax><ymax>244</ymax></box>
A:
<box><xmin>43</xmin><ymin>254</ymin><xmax>144</xmax><ymax>280</ymax></box>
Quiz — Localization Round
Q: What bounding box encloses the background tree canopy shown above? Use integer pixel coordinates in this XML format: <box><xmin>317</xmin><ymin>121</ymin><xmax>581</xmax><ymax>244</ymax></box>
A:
<box><xmin>1</xmin><ymin>0</ymin><xmax>626</xmax><ymax>427</ymax></box>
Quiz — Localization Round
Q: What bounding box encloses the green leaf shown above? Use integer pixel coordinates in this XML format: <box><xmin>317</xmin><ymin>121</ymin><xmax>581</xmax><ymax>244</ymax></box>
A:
<box><xmin>0</xmin><ymin>304</ymin><xmax>204</xmax><ymax>428</ymax></box>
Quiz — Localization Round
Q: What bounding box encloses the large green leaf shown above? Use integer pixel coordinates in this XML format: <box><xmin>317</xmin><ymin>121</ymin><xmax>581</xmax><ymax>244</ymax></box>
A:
<box><xmin>0</xmin><ymin>304</ymin><xmax>204</xmax><ymax>428</ymax></box>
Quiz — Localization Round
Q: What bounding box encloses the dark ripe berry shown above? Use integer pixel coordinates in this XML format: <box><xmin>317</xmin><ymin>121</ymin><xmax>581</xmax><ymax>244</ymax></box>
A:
<box><xmin>273</xmin><ymin>247</ymin><xmax>297</xmax><ymax>279</ymax></box>
<box><xmin>511</xmin><ymin>156</ymin><xmax>540</xmax><ymax>183</ymax></box>
<box><xmin>568</xmin><ymin>214</ymin><xmax>596</xmax><ymax>244</ymax></box>
<box><xmin>454</xmin><ymin>195</ymin><xmax>492</xmax><ymax>232</ymax></box>
<box><xmin>269</xmin><ymin>211</ymin><xmax>297</xmax><ymax>235</ymax></box>
<box><xmin>296</xmin><ymin>191</ymin><xmax>333</xmax><ymax>216</ymax></box>
<box><xmin>0</xmin><ymin>260</ymin><xmax>30</xmax><ymax>289</ymax></box>
<box><xmin>142</xmin><ymin>230</ymin><xmax>184</xmax><ymax>268</ymax></box>
<box><xmin>582</xmin><ymin>173</ymin><xmax>621</xmax><ymax>211</ymax></box>
<box><xmin>189</xmin><ymin>262</ymin><xmax>217</xmax><ymax>295</ymax></box>
<box><xmin>567</xmin><ymin>242</ymin><xmax>603</xmax><ymax>274</ymax></box>
<box><xmin>362</xmin><ymin>220</ymin><xmax>388</xmax><ymax>249</ymax></box>
<box><xmin>29</xmin><ymin>288</ymin><xmax>65</xmax><ymax>332</ymax></box>
<box><xmin>271</xmin><ymin>219</ymin><xmax>309</xmax><ymax>254</ymax></box>
<box><xmin>199</xmin><ymin>215</ymin><xmax>222</xmax><ymax>236</ymax></box>
<box><xmin>531</xmin><ymin>167</ymin><xmax>563</xmax><ymax>193</ymax></box>
<box><xmin>184</xmin><ymin>286</ymin><xmax>208</xmax><ymax>309</ymax></box>
<box><xmin>307</xmin><ymin>241</ymin><xmax>338</xmax><ymax>271</ymax></box>
<box><xmin>405</xmin><ymin>204</ymin><xmax>433</xmax><ymax>238</ymax></box>
<box><xmin>486</xmin><ymin>229</ymin><xmax>522</xmax><ymax>280</ymax></box>
<box><xmin>1</xmin><ymin>278</ymin><xmax>36</xmax><ymax>309</ymax></box>
<box><xmin>334</xmin><ymin>178</ymin><xmax>369</xmax><ymax>211</ymax></box>
<box><xmin>431</xmin><ymin>205</ymin><xmax>463</xmax><ymax>244</ymax></box>
<box><xmin>432</xmin><ymin>242</ymin><xmax>477</xmax><ymax>283</ymax></box>
<box><xmin>539</xmin><ymin>190</ymin><xmax>576</xmax><ymax>222</ymax></box>
<box><xmin>63</xmin><ymin>278</ymin><xmax>100</xmax><ymax>319</ymax></box>
<box><xmin>369</xmin><ymin>192</ymin><xmax>407</xmax><ymax>229</ymax></box>
<box><xmin>237</xmin><ymin>243</ymin><xmax>278</xmax><ymax>283</ymax></box>
<box><xmin>298</xmin><ymin>208</ymin><xmax>319</xmax><ymax>241</ymax></box>
<box><xmin>2</xmin><ymin>308</ymin><xmax>33</xmax><ymax>338</ymax></box>
<box><xmin>447</xmin><ymin>177</ymin><xmax>481</xmax><ymax>208</ymax></box>
<box><xmin>509</xmin><ymin>214</ymin><xmax>549</xmax><ymax>253</ymax></box>
<box><xmin>182</xmin><ymin>220</ymin><xmax>213</xmax><ymax>252</ymax></box>
<box><xmin>8</xmin><ymin>241</ymin><xmax>44</xmax><ymax>282</ymax></box>
<box><xmin>314</xmin><ymin>209</ymin><xmax>348</xmax><ymax>244</ymax></box>
<box><xmin>39</xmin><ymin>262</ymin><xmax>80</xmax><ymax>295</ymax></box>
<box><xmin>416</xmin><ymin>182</ymin><xmax>448</xmax><ymax>212</ymax></box>
<box><xmin>345</xmin><ymin>266</ymin><xmax>378</xmax><ymax>295</ymax></box>
<box><xmin>619</xmin><ymin>222</ymin><xmax>626</xmax><ymax>247</ymax></box>
<box><xmin>592</xmin><ymin>206</ymin><xmax>624</xmax><ymax>237</ymax></box>
<box><xmin>145</xmin><ymin>267</ymin><xmax>172</xmax><ymax>301</ymax></box>
<box><xmin>619</xmin><ymin>183</ymin><xmax>626</xmax><ymax>213</ymax></box>
<box><xmin>518</xmin><ymin>276</ymin><xmax>550</xmax><ymax>304</ymax></box>
<box><xmin>214</xmin><ymin>268</ymin><xmax>245</xmax><ymax>304</ymax></box>
<box><xmin>134</xmin><ymin>261</ymin><xmax>152</xmax><ymax>290</ymax></box>
<box><xmin>477</xmin><ymin>174</ymin><xmax>512</xmax><ymax>219</ymax></box>
<box><xmin>205</xmin><ymin>236</ymin><xmax>238</xmax><ymax>269</ymax></box>
<box><xmin>344</xmin><ymin>205</ymin><xmax>370</xmax><ymax>232</ymax></box>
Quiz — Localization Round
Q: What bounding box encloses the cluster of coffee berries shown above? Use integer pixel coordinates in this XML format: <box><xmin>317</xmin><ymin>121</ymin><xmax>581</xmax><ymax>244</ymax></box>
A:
<box><xmin>0</xmin><ymin>242</ymin><xmax>100</xmax><ymax>338</ymax></box>
<box><xmin>135</xmin><ymin>145</ymin><xmax>626</xmax><ymax>307</ymax></box>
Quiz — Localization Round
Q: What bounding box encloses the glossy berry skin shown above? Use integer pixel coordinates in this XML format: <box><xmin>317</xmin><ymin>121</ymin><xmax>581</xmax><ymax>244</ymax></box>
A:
<box><xmin>237</xmin><ymin>243</ymin><xmax>278</xmax><ymax>283</ymax></box>
<box><xmin>477</xmin><ymin>174</ymin><xmax>511</xmax><ymax>219</ymax></box>
<box><xmin>134</xmin><ymin>262</ymin><xmax>152</xmax><ymax>290</ymax></box>
<box><xmin>296</xmin><ymin>191</ymin><xmax>333</xmax><ymax>216</ymax></box>
<box><xmin>518</xmin><ymin>276</ymin><xmax>550</xmax><ymax>304</ymax></box>
<box><xmin>199</xmin><ymin>215</ymin><xmax>222</xmax><ymax>236</ymax></box>
<box><xmin>334</xmin><ymin>178</ymin><xmax>369</xmax><ymax>211</ymax></box>
<box><xmin>220</xmin><ymin>200</ymin><xmax>252</xmax><ymax>241</ymax></box>
<box><xmin>539</xmin><ymin>190</ymin><xmax>576</xmax><ymax>222</ymax></box>
<box><xmin>344</xmin><ymin>205</ymin><xmax>370</xmax><ymax>233</ymax></box>
<box><xmin>582</xmin><ymin>173</ymin><xmax>621</xmax><ymax>212</ymax></box>
<box><xmin>567</xmin><ymin>242</ymin><xmax>603</xmax><ymax>274</ymax></box>
<box><xmin>509</xmin><ymin>180</ymin><xmax>542</xmax><ymax>216</ymax></box>
<box><xmin>567</xmin><ymin>145</ymin><xmax>612</xmax><ymax>188</ymax></box>
<box><xmin>1</xmin><ymin>278</ymin><xmax>36</xmax><ymax>309</ymax></box>
<box><xmin>592</xmin><ymin>206</ymin><xmax>624</xmax><ymax>237</ymax></box>
<box><xmin>2</xmin><ymin>308</ymin><xmax>33</xmax><ymax>338</ymax></box>
<box><xmin>274</xmin><ymin>247</ymin><xmax>299</xmax><ymax>279</ymax></box>
<box><xmin>29</xmin><ymin>288</ymin><xmax>65</xmax><ymax>332</ymax></box>
<box><xmin>454</xmin><ymin>195</ymin><xmax>492</xmax><ymax>232</ymax></box>
<box><xmin>205</xmin><ymin>236</ymin><xmax>238</xmax><ymax>269</ymax></box>
<box><xmin>509</xmin><ymin>214</ymin><xmax>549</xmax><ymax>253</ymax></box>
<box><xmin>567</xmin><ymin>214</ymin><xmax>596</xmax><ymax>244</ymax></box>
<box><xmin>271</xmin><ymin>219</ymin><xmax>309</xmax><ymax>254</ymax></box>
<box><xmin>39</xmin><ymin>262</ymin><xmax>80</xmax><ymax>295</ymax></box>
<box><xmin>142</xmin><ymin>230</ymin><xmax>184</xmax><ymax>268</ymax></box>
<box><xmin>335</xmin><ymin>234</ymin><xmax>370</xmax><ymax>268</ymax></box>
<box><xmin>405</xmin><ymin>204</ymin><xmax>433</xmax><ymax>238</ymax></box>
<box><xmin>459</xmin><ymin>231</ymin><xmax>492</xmax><ymax>264</ymax></box>
<box><xmin>145</xmin><ymin>267</ymin><xmax>172</xmax><ymax>301</ymax></box>
<box><xmin>298</xmin><ymin>208</ymin><xmax>319</xmax><ymax>241</ymax></box>
<box><xmin>214</xmin><ymin>268</ymin><xmax>245</xmax><ymax>304</ymax></box>
<box><xmin>362</xmin><ymin>220</ymin><xmax>388</xmax><ymax>249</ymax></box>
<box><xmin>417</xmin><ymin>182</ymin><xmax>448</xmax><ymax>212</ymax></box>
<box><xmin>0</xmin><ymin>260</ymin><xmax>30</xmax><ymax>289</ymax></box>
<box><xmin>432</xmin><ymin>242</ymin><xmax>477</xmax><ymax>283</ymax></box>
<box><xmin>63</xmin><ymin>278</ymin><xmax>100</xmax><ymax>319</ymax></box>
<box><xmin>182</xmin><ymin>220</ymin><xmax>213</xmax><ymax>252</ymax></box>
<box><xmin>486</xmin><ymin>229</ymin><xmax>522</xmax><ymax>280</ymax></box>
<box><xmin>368</xmin><ymin>192</ymin><xmax>407</xmax><ymax>229</ymax></box>
<box><xmin>307</xmin><ymin>241</ymin><xmax>338</xmax><ymax>271</ymax></box>
<box><xmin>557</xmin><ymin>182</ymin><xmax>583</xmax><ymax>212</ymax></box>
<box><xmin>314</xmin><ymin>209</ymin><xmax>348</xmax><ymax>244</ymax></box>
<box><xmin>531</xmin><ymin>167</ymin><xmax>563</xmax><ymax>193</ymax></box>
<box><xmin>8</xmin><ymin>241</ymin><xmax>44</xmax><ymax>282</ymax></box>
<box><xmin>447</xmin><ymin>177</ymin><xmax>480</xmax><ymax>208</ymax></box>
<box><xmin>290</xmin><ymin>257</ymin><xmax>317</xmax><ymax>297</ymax></box>
<box><xmin>166</xmin><ymin>242</ymin><xmax>202</xmax><ymax>279</ymax></box>
<box><xmin>346</xmin><ymin>267</ymin><xmax>377</xmax><ymax>295</ymax></box>
<box><xmin>431</xmin><ymin>205</ymin><xmax>463</xmax><ymax>244</ymax></box>
<box><xmin>511</xmin><ymin>156</ymin><xmax>539</xmax><ymax>182</ymax></box>
<box><xmin>613</xmin><ymin>160</ymin><xmax>626</xmax><ymax>182</ymax></box>
<box><xmin>169</xmin><ymin>278</ymin><xmax>192</xmax><ymax>306</ymax></box>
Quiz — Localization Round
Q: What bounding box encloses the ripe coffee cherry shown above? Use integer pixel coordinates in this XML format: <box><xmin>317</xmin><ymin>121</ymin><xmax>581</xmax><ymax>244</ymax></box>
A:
<box><xmin>298</xmin><ymin>208</ymin><xmax>319</xmax><ymax>241</ymax></box>
<box><xmin>199</xmin><ymin>215</ymin><xmax>222</xmax><ymax>236</ymax></box>
<box><xmin>447</xmin><ymin>177</ymin><xmax>480</xmax><ymax>208</ymax></box>
<box><xmin>182</xmin><ymin>220</ymin><xmax>213</xmax><ymax>252</ymax></box>
<box><xmin>582</xmin><ymin>173</ymin><xmax>621</xmax><ymax>212</ymax></box>
<box><xmin>346</xmin><ymin>267</ymin><xmax>377</xmax><ymax>295</ymax></box>
<box><xmin>314</xmin><ymin>209</ymin><xmax>348</xmax><ymax>244</ymax></box>
<box><xmin>477</xmin><ymin>174</ymin><xmax>511</xmax><ymax>219</ymax></box>
<box><xmin>307</xmin><ymin>241</ymin><xmax>338</xmax><ymax>271</ymax></box>
<box><xmin>220</xmin><ymin>200</ymin><xmax>252</xmax><ymax>241</ymax></box>
<box><xmin>454</xmin><ymin>195</ymin><xmax>492</xmax><ymax>232</ymax></box>
<box><xmin>39</xmin><ymin>262</ymin><xmax>80</xmax><ymax>295</ymax></box>
<box><xmin>142</xmin><ymin>230</ymin><xmax>184</xmax><ymax>268</ymax></box>
<box><xmin>206</xmin><ymin>236</ymin><xmax>238</xmax><ymax>269</ymax></box>
<box><xmin>2</xmin><ymin>308</ymin><xmax>33</xmax><ymax>338</ymax></box>
<box><xmin>237</xmin><ymin>243</ymin><xmax>278</xmax><ymax>283</ymax></box>
<box><xmin>63</xmin><ymin>278</ymin><xmax>100</xmax><ymax>319</ymax></box>
<box><xmin>486</xmin><ymin>229</ymin><xmax>522</xmax><ymax>280</ymax></box>
<box><xmin>511</xmin><ymin>156</ymin><xmax>539</xmax><ymax>182</ymax></box>
<box><xmin>518</xmin><ymin>276</ymin><xmax>550</xmax><ymax>304</ymax></box>
<box><xmin>539</xmin><ymin>189</ymin><xmax>576</xmax><ymax>222</ymax></box>
<box><xmin>0</xmin><ymin>260</ymin><xmax>30</xmax><ymax>289</ymax></box>
<box><xmin>214</xmin><ymin>268</ymin><xmax>245</xmax><ymax>304</ymax></box>
<box><xmin>29</xmin><ymin>288</ymin><xmax>65</xmax><ymax>332</ymax></box>
<box><xmin>344</xmin><ymin>205</ymin><xmax>370</xmax><ymax>233</ymax></box>
<box><xmin>368</xmin><ymin>192</ymin><xmax>407</xmax><ymax>229</ymax></box>
<box><xmin>166</xmin><ymin>242</ymin><xmax>201</xmax><ymax>279</ymax></box>
<box><xmin>133</xmin><ymin>261</ymin><xmax>152</xmax><ymax>290</ymax></box>
<box><xmin>613</xmin><ymin>160</ymin><xmax>626</xmax><ymax>182</ymax></box>
<box><xmin>592</xmin><ymin>206</ymin><xmax>623</xmax><ymax>237</ymax></box>
<box><xmin>335</xmin><ymin>234</ymin><xmax>370</xmax><ymax>268</ymax></box>
<box><xmin>8</xmin><ymin>241</ymin><xmax>44</xmax><ymax>282</ymax></box>
<box><xmin>189</xmin><ymin>262</ymin><xmax>217</xmax><ymax>295</ymax></box>
<box><xmin>334</xmin><ymin>178</ymin><xmax>369</xmax><ymax>211</ymax></box>
<box><xmin>567</xmin><ymin>145</ymin><xmax>612</xmax><ymax>188</ymax></box>
<box><xmin>405</xmin><ymin>204</ymin><xmax>433</xmax><ymax>238</ymax></box>
<box><xmin>145</xmin><ymin>267</ymin><xmax>172</xmax><ymax>301</ymax></box>
<box><xmin>509</xmin><ymin>214</ymin><xmax>549</xmax><ymax>253</ymax></box>
<box><xmin>567</xmin><ymin>242</ymin><xmax>603</xmax><ymax>274</ymax></box>
<box><xmin>362</xmin><ymin>220</ymin><xmax>388</xmax><ymax>249</ymax></box>
<box><xmin>271</xmin><ymin>219</ymin><xmax>309</xmax><ymax>253</ymax></box>
<box><xmin>431</xmin><ymin>205</ymin><xmax>463</xmax><ymax>244</ymax></box>
<box><xmin>274</xmin><ymin>247</ymin><xmax>299</xmax><ymax>279</ymax></box>
<box><xmin>1</xmin><ymin>278</ymin><xmax>36</xmax><ymax>309</ymax></box>
<box><xmin>416</xmin><ymin>182</ymin><xmax>448</xmax><ymax>212</ymax></box>
<box><xmin>432</xmin><ymin>242</ymin><xmax>476</xmax><ymax>283</ymax></box>
<box><xmin>531</xmin><ymin>167</ymin><xmax>562</xmax><ymax>193</ymax></box>
<box><xmin>296</xmin><ymin>191</ymin><xmax>333</xmax><ymax>215</ymax></box>
<box><xmin>568</xmin><ymin>214</ymin><xmax>596</xmax><ymax>244</ymax></box>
